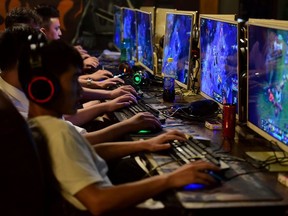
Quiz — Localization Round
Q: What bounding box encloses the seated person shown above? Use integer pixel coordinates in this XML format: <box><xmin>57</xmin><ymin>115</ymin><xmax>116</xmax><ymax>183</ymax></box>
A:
<box><xmin>0</xmin><ymin>24</ymin><xmax>161</xmax><ymax>145</ymax></box>
<box><xmin>18</xmin><ymin>35</ymin><xmax>220</xmax><ymax>216</ymax></box>
<box><xmin>34</xmin><ymin>4</ymin><xmax>124</xmax><ymax>89</ymax></box>
<box><xmin>4</xmin><ymin>6</ymin><xmax>149</xmax><ymax>131</ymax></box>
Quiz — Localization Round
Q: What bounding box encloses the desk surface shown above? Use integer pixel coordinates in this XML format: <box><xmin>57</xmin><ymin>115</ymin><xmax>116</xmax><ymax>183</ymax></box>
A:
<box><xmin>129</xmin><ymin>89</ymin><xmax>288</xmax><ymax>215</ymax></box>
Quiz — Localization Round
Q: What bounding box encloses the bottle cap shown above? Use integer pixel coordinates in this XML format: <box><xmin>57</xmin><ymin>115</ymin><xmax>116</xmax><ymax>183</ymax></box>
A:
<box><xmin>167</xmin><ymin>57</ymin><xmax>173</xmax><ymax>62</ymax></box>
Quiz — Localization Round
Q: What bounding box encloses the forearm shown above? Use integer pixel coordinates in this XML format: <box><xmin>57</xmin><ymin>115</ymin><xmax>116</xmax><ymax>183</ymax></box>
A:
<box><xmin>82</xmin><ymin>87</ymin><xmax>111</xmax><ymax>100</ymax></box>
<box><xmin>92</xmin><ymin>139</ymin><xmax>148</xmax><ymax>161</ymax></box>
<box><xmin>63</xmin><ymin>103</ymin><xmax>109</xmax><ymax>126</ymax></box>
<box><xmin>77</xmin><ymin>174</ymin><xmax>171</xmax><ymax>215</ymax></box>
<box><xmin>83</xmin><ymin>121</ymin><xmax>136</xmax><ymax>144</ymax></box>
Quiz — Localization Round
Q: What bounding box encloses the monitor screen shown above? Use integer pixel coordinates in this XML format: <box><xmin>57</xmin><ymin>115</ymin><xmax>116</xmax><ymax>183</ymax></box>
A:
<box><xmin>247</xmin><ymin>22</ymin><xmax>288</xmax><ymax>152</ymax></box>
<box><xmin>161</xmin><ymin>11</ymin><xmax>194</xmax><ymax>90</ymax></box>
<box><xmin>199</xmin><ymin>15</ymin><xmax>239</xmax><ymax>112</ymax></box>
<box><xmin>140</xmin><ymin>6</ymin><xmax>155</xmax><ymax>36</ymax></box>
<box><xmin>136</xmin><ymin>10</ymin><xmax>154</xmax><ymax>74</ymax></box>
<box><xmin>155</xmin><ymin>8</ymin><xmax>176</xmax><ymax>46</ymax></box>
<box><xmin>113</xmin><ymin>5</ymin><xmax>122</xmax><ymax>51</ymax></box>
<box><xmin>122</xmin><ymin>7</ymin><xmax>137</xmax><ymax>63</ymax></box>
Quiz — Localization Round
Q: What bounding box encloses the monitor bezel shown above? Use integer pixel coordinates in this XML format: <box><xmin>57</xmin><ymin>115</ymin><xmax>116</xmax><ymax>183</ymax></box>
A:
<box><xmin>246</xmin><ymin>21</ymin><xmax>288</xmax><ymax>153</ymax></box>
<box><xmin>161</xmin><ymin>11</ymin><xmax>195</xmax><ymax>90</ymax></box>
<box><xmin>155</xmin><ymin>8</ymin><xmax>177</xmax><ymax>46</ymax></box>
<box><xmin>199</xmin><ymin>14</ymin><xmax>241</xmax><ymax>119</ymax></box>
<box><xmin>139</xmin><ymin>6</ymin><xmax>156</xmax><ymax>38</ymax></box>
<box><xmin>113</xmin><ymin>5</ymin><xmax>122</xmax><ymax>52</ymax></box>
<box><xmin>135</xmin><ymin>9</ymin><xmax>154</xmax><ymax>75</ymax></box>
<box><xmin>121</xmin><ymin>7</ymin><xmax>137</xmax><ymax>62</ymax></box>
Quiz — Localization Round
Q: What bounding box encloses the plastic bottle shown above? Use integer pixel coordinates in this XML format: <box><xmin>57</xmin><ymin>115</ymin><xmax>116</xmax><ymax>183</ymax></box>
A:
<box><xmin>120</xmin><ymin>38</ymin><xmax>131</xmax><ymax>63</ymax></box>
<box><xmin>163</xmin><ymin>57</ymin><xmax>175</xmax><ymax>102</ymax></box>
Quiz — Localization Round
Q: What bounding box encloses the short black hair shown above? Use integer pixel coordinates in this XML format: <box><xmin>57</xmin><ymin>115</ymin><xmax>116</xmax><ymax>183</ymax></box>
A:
<box><xmin>0</xmin><ymin>24</ymin><xmax>45</xmax><ymax>71</ymax></box>
<box><xmin>18</xmin><ymin>39</ymin><xmax>83</xmax><ymax>94</ymax></box>
<box><xmin>5</xmin><ymin>7</ymin><xmax>42</xmax><ymax>29</ymax></box>
<box><xmin>34</xmin><ymin>4</ymin><xmax>60</xmax><ymax>29</ymax></box>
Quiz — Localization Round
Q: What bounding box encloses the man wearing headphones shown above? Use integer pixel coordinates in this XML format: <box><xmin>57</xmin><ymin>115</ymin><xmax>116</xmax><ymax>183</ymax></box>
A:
<box><xmin>17</xmin><ymin>34</ymin><xmax>220</xmax><ymax>215</ymax></box>
<box><xmin>0</xmin><ymin>24</ymin><xmax>162</xmax><ymax>145</ymax></box>
<box><xmin>3</xmin><ymin>6</ymin><xmax>162</xmax><ymax>134</ymax></box>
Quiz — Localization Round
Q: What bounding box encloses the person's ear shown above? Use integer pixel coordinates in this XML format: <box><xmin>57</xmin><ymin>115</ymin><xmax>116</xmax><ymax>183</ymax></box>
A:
<box><xmin>39</xmin><ymin>28</ymin><xmax>47</xmax><ymax>37</ymax></box>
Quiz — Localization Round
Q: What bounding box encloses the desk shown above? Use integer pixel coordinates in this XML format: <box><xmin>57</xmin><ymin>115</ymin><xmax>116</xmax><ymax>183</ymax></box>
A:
<box><xmin>128</xmin><ymin>92</ymin><xmax>288</xmax><ymax>216</ymax></box>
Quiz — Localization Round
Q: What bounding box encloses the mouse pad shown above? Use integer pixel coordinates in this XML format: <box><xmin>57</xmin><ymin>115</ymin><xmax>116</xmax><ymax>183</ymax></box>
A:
<box><xmin>175</xmin><ymin>162</ymin><xmax>283</xmax><ymax>208</ymax></box>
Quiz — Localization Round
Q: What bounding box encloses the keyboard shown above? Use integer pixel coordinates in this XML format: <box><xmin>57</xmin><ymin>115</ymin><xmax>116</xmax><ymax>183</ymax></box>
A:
<box><xmin>113</xmin><ymin>99</ymin><xmax>166</xmax><ymax>124</ymax></box>
<box><xmin>167</xmin><ymin>137</ymin><xmax>230</xmax><ymax>170</ymax></box>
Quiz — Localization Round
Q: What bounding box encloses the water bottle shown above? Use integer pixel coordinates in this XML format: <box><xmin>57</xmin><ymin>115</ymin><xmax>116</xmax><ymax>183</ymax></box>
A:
<box><xmin>163</xmin><ymin>57</ymin><xmax>175</xmax><ymax>102</ymax></box>
<box><xmin>120</xmin><ymin>38</ymin><xmax>131</xmax><ymax>63</ymax></box>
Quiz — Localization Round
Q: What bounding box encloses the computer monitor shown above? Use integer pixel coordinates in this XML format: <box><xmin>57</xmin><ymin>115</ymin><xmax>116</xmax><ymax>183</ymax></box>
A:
<box><xmin>122</xmin><ymin>7</ymin><xmax>137</xmax><ymax>63</ymax></box>
<box><xmin>161</xmin><ymin>11</ymin><xmax>195</xmax><ymax>90</ymax></box>
<box><xmin>113</xmin><ymin>5</ymin><xmax>122</xmax><ymax>51</ymax></box>
<box><xmin>155</xmin><ymin>8</ymin><xmax>176</xmax><ymax>46</ymax></box>
<box><xmin>247</xmin><ymin>22</ymin><xmax>288</xmax><ymax>154</ymax></box>
<box><xmin>140</xmin><ymin>6</ymin><xmax>155</xmax><ymax>36</ymax></box>
<box><xmin>199</xmin><ymin>15</ymin><xmax>240</xmax><ymax>116</ymax></box>
<box><xmin>136</xmin><ymin>10</ymin><xmax>154</xmax><ymax>74</ymax></box>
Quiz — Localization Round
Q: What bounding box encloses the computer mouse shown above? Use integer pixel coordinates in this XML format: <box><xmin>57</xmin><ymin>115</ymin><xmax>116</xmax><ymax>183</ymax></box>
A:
<box><xmin>136</xmin><ymin>126</ymin><xmax>163</xmax><ymax>136</ymax></box>
<box><xmin>182</xmin><ymin>170</ymin><xmax>224</xmax><ymax>191</ymax></box>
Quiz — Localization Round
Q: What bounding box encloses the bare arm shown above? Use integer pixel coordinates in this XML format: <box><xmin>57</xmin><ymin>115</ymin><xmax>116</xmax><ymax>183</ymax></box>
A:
<box><xmin>75</xmin><ymin>161</ymin><xmax>220</xmax><ymax>215</ymax></box>
<box><xmin>63</xmin><ymin>94</ymin><xmax>137</xmax><ymax>126</ymax></box>
<box><xmin>81</xmin><ymin>85</ymin><xmax>137</xmax><ymax>101</ymax></box>
<box><xmin>92</xmin><ymin>130</ymin><xmax>186</xmax><ymax>161</ymax></box>
<box><xmin>83</xmin><ymin>112</ymin><xmax>162</xmax><ymax>145</ymax></box>
<box><xmin>79</xmin><ymin>77</ymin><xmax>124</xmax><ymax>89</ymax></box>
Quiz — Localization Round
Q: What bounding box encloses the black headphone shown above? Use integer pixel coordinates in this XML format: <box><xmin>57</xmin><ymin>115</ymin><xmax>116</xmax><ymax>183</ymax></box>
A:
<box><xmin>133</xmin><ymin>70</ymin><xmax>151</xmax><ymax>86</ymax></box>
<box><xmin>192</xmin><ymin>24</ymin><xmax>199</xmax><ymax>47</ymax></box>
<box><xmin>20</xmin><ymin>34</ymin><xmax>60</xmax><ymax>105</ymax></box>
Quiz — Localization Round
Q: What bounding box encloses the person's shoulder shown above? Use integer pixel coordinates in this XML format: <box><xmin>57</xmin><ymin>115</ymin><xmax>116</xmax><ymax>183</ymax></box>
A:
<box><xmin>29</xmin><ymin>116</ymin><xmax>67</xmax><ymax>128</ymax></box>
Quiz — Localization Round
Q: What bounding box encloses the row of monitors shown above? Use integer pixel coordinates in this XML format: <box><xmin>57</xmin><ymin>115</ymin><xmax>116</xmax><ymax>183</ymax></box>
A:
<box><xmin>113</xmin><ymin>6</ymin><xmax>197</xmax><ymax>89</ymax></box>
<box><xmin>113</xmin><ymin>5</ymin><xmax>288</xmax><ymax>154</ymax></box>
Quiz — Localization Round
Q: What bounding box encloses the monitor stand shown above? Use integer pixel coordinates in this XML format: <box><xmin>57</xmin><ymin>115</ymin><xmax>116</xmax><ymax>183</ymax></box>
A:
<box><xmin>245</xmin><ymin>151</ymin><xmax>288</xmax><ymax>172</ymax></box>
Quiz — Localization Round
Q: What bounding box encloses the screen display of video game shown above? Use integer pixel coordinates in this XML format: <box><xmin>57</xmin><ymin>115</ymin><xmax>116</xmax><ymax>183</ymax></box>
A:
<box><xmin>136</xmin><ymin>10</ymin><xmax>154</xmax><ymax>73</ymax></box>
<box><xmin>162</xmin><ymin>12</ymin><xmax>194</xmax><ymax>89</ymax></box>
<box><xmin>122</xmin><ymin>7</ymin><xmax>137</xmax><ymax>63</ymax></box>
<box><xmin>247</xmin><ymin>23</ymin><xmax>288</xmax><ymax>148</ymax></box>
<box><xmin>113</xmin><ymin>5</ymin><xmax>122</xmax><ymax>51</ymax></box>
<box><xmin>199</xmin><ymin>16</ymin><xmax>239</xmax><ymax>109</ymax></box>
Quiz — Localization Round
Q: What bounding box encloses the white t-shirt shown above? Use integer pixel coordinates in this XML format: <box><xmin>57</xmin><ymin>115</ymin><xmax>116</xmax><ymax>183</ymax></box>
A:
<box><xmin>29</xmin><ymin>116</ymin><xmax>112</xmax><ymax>210</ymax></box>
<box><xmin>0</xmin><ymin>76</ymin><xmax>87</xmax><ymax>135</ymax></box>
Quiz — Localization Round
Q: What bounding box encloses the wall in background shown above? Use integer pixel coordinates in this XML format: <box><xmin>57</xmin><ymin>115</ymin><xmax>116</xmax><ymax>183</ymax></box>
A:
<box><xmin>1</xmin><ymin>0</ymin><xmax>287</xmax><ymax>48</ymax></box>
<box><xmin>0</xmin><ymin>0</ymin><xmax>84</xmax><ymax>43</ymax></box>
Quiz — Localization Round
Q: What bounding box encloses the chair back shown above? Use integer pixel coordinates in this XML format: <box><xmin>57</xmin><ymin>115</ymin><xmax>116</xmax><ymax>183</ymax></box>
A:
<box><xmin>0</xmin><ymin>90</ymin><xmax>46</xmax><ymax>216</ymax></box>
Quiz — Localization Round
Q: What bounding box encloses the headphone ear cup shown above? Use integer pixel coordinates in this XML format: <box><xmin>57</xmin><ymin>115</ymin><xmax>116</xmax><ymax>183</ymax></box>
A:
<box><xmin>21</xmin><ymin>33</ymin><xmax>60</xmax><ymax>105</ymax></box>
<box><xmin>27</xmin><ymin>75</ymin><xmax>60</xmax><ymax>104</ymax></box>
<box><xmin>192</xmin><ymin>25</ymin><xmax>199</xmax><ymax>49</ymax></box>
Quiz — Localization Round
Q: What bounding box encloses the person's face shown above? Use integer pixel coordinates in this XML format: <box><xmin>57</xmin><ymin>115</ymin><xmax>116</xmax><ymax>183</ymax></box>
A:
<box><xmin>45</xmin><ymin>18</ymin><xmax>62</xmax><ymax>40</ymax></box>
<box><xmin>56</xmin><ymin>66</ymin><xmax>82</xmax><ymax>115</ymax></box>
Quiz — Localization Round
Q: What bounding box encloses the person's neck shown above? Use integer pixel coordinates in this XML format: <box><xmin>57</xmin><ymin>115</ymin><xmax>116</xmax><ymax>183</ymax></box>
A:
<box><xmin>28</xmin><ymin>102</ymin><xmax>62</xmax><ymax>119</ymax></box>
<box><xmin>0</xmin><ymin>69</ymin><xmax>22</xmax><ymax>90</ymax></box>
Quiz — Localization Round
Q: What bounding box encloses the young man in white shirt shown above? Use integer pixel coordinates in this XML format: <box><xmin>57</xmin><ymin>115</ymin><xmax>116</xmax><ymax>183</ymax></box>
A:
<box><xmin>18</xmin><ymin>32</ymin><xmax>220</xmax><ymax>216</ymax></box>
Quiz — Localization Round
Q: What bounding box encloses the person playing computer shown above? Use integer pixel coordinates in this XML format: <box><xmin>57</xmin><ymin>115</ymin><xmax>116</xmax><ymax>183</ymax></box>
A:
<box><xmin>3</xmin><ymin>6</ymin><xmax>162</xmax><ymax>134</ymax></box>
<box><xmin>0</xmin><ymin>24</ymin><xmax>162</xmax><ymax>146</ymax></box>
<box><xmin>34</xmin><ymin>4</ymin><xmax>126</xmax><ymax>89</ymax></box>
<box><xmin>17</xmin><ymin>35</ymin><xmax>220</xmax><ymax>215</ymax></box>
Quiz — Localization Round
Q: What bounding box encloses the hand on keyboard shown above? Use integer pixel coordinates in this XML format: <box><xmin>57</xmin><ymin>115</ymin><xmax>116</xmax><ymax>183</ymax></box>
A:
<box><xmin>90</xmin><ymin>77</ymin><xmax>124</xmax><ymax>89</ymax></box>
<box><xmin>106</xmin><ymin>94</ymin><xmax>138</xmax><ymax>112</ymax></box>
<box><xmin>142</xmin><ymin>130</ymin><xmax>187</xmax><ymax>152</ymax></box>
<box><xmin>123</xmin><ymin>112</ymin><xmax>162</xmax><ymax>133</ymax></box>
<box><xmin>167</xmin><ymin>160</ymin><xmax>221</xmax><ymax>189</ymax></box>
<box><xmin>109</xmin><ymin>85</ymin><xmax>138</xmax><ymax>99</ymax></box>
<box><xmin>93</xmin><ymin>69</ymin><xmax>114</xmax><ymax>79</ymax></box>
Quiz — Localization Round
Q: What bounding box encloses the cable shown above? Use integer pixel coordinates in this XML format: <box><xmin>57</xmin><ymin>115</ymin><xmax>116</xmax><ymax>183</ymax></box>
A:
<box><xmin>142</xmin><ymin>159</ymin><xmax>178</xmax><ymax>178</ymax></box>
<box><xmin>72</xmin><ymin>0</ymin><xmax>92</xmax><ymax>45</ymax></box>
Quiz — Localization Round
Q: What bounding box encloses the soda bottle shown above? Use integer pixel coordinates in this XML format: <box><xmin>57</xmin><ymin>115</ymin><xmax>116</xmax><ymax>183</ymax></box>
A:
<box><xmin>120</xmin><ymin>38</ymin><xmax>132</xmax><ymax>62</ymax></box>
<box><xmin>163</xmin><ymin>57</ymin><xmax>175</xmax><ymax>102</ymax></box>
